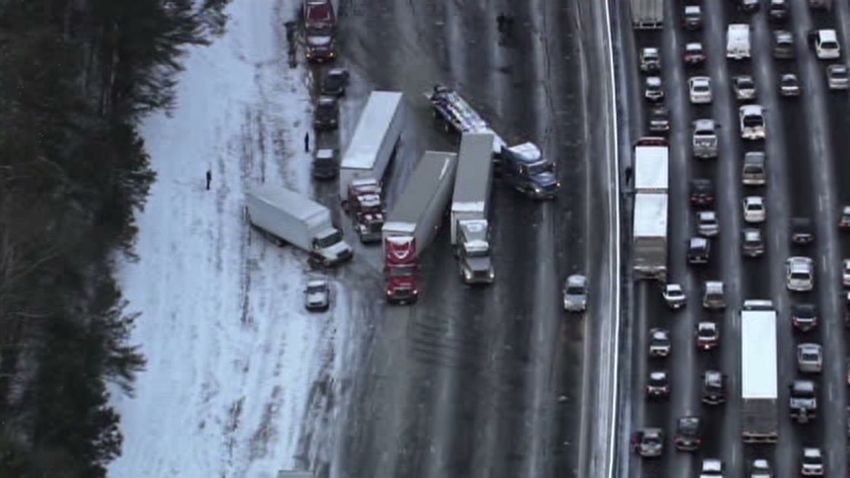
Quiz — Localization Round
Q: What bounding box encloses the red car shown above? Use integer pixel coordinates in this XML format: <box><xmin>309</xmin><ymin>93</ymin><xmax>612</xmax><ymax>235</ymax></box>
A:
<box><xmin>684</xmin><ymin>42</ymin><xmax>706</xmax><ymax>66</ymax></box>
<box><xmin>840</xmin><ymin>206</ymin><xmax>850</xmax><ymax>229</ymax></box>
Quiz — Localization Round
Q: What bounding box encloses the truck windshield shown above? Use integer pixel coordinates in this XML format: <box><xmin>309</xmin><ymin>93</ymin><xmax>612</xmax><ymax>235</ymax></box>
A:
<box><xmin>315</xmin><ymin>230</ymin><xmax>342</xmax><ymax>248</ymax></box>
<box><xmin>527</xmin><ymin>161</ymin><xmax>554</xmax><ymax>176</ymax></box>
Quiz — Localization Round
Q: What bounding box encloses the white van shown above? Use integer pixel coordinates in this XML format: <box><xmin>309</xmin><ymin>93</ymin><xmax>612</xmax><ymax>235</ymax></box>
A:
<box><xmin>727</xmin><ymin>24</ymin><xmax>751</xmax><ymax>59</ymax></box>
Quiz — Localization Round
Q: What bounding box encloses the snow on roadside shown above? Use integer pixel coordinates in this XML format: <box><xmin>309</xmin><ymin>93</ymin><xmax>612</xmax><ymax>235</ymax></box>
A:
<box><xmin>108</xmin><ymin>0</ymin><xmax>349</xmax><ymax>476</ymax></box>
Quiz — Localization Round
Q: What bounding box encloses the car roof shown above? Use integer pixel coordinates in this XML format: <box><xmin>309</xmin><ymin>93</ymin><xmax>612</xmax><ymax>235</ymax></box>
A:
<box><xmin>307</xmin><ymin>279</ymin><xmax>328</xmax><ymax>287</ymax></box>
<box><xmin>690</xmin><ymin>236</ymin><xmax>708</xmax><ymax>247</ymax></box>
<box><xmin>740</xmin><ymin>104</ymin><xmax>764</xmax><ymax>114</ymax></box>
<box><xmin>685</xmin><ymin>5</ymin><xmax>701</xmax><ymax>12</ymax></box>
<box><xmin>642</xmin><ymin>46</ymin><xmax>659</xmax><ymax>54</ymax></box>
<box><xmin>567</xmin><ymin>274</ymin><xmax>587</xmax><ymax>286</ymax></box>
<box><xmin>699</xmin><ymin>210</ymin><xmax>717</xmax><ymax>219</ymax></box>
<box><xmin>690</xmin><ymin>76</ymin><xmax>710</xmax><ymax>83</ymax></box>
<box><xmin>649</xmin><ymin>371</ymin><xmax>667</xmax><ymax>379</ymax></box>
<box><xmin>744</xmin><ymin>228</ymin><xmax>762</xmax><ymax>238</ymax></box>
<box><xmin>803</xmin><ymin>447</ymin><xmax>821</xmax><ymax>456</ymax></box>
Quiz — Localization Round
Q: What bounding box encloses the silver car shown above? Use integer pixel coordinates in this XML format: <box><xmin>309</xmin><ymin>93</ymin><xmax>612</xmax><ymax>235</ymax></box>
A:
<box><xmin>743</xmin><ymin>196</ymin><xmax>766</xmax><ymax>223</ymax></box>
<box><xmin>304</xmin><ymin>278</ymin><xmax>331</xmax><ymax>311</ymax></box>
<box><xmin>786</xmin><ymin>256</ymin><xmax>814</xmax><ymax>291</ymax></box>
<box><xmin>563</xmin><ymin>274</ymin><xmax>588</xmax><ymax>312</ymax></box>
<box><xmin>698</xmin><ymin>211</ymin><xmax>719</xmax><ymax>237</ymax></box>
<box><xmin>827</xmin><ymin>64</ymin><xmax>849</xmax><ymax>90</ymax></box>
<box><xmin>702</xmin><ymin>281</ymin><xmax>725</xmax><ymax>310</ymax></box>
<box><xmin>689</xmin><ymin>76</ymin><xmax>713</xmax><ymax>104</ymax></box>
<box><xmin>797</xmin><ymin>343</ymin><xmax>823</xmax><ymax>374</ymax></box>
<box><xmin>663</xmin><ymin>283</ymin><xmax>686</xmax><ymax>309</ymax></box>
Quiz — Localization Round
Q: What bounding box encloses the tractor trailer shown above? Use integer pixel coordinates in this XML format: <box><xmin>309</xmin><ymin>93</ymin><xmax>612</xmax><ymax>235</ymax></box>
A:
<box><xmin>451</xmin><ymin>133</ymin><xmax>495</xmax><ymax>284</ymax></box>
<box><xmin>740</xmin><ymin>300</ymin><xmax>779</xmax><ymax>443</ymax></box>
<box><xmin>631</xmin><ymin>0</ymin><xmax>663</xmax><ymax>29</ymax></box>
<box><xmin>382</xmin><ymin>151</ymin><xmax>458</xmax><ymax>304</ymax></box>
<box><xmin>634</xmin><ymin>137</ymin><xmax>669</xmax><ymax>193</ymax></box>
<box><xmin>246</xmin><ymin>184</ymin><xmax>352</xmax><ymax>267</ymax></box>
<box><xmin>633</xmin><ymin>193</ymin><xmax>668</xmax><ymax>281</ymax></box>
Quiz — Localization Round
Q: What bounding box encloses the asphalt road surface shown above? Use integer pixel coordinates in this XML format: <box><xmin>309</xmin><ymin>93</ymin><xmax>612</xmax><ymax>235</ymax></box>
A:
<box><xmin>299</xmin><ymin>1</ymin><xmax>619</xmax><ymax>477</ymax></box>
<box><xmin>619</xmin><ymin>0</ymin><xmax>850</xmax><ymax>476</ymax></box>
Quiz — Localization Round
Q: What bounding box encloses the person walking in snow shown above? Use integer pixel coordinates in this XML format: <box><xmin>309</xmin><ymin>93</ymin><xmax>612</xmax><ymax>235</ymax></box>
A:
<box><xmin>304</xmin><ymin>131</ymin><xmax>310</xmax><ymax>152</ymax></box>
<box><xmin>206</xmin><ymin>169</ymin><xmax>212</xmax><ymax>190</ymax></box>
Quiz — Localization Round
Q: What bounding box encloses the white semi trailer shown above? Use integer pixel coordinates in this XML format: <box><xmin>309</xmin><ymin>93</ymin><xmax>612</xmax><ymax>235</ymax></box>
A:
<box><xmin>741</xmin><ymin>300</ymin><xmax>778</xmax><ymax>444</ymax></box>
<box><xmin>634</xmin><ymin>137</ymin><xmax>669</xmax><ymax>194</ymax></box>
<box><xmin>246</xmin><ymin>184</ymin><xmax>352</xmax><ymax>267</ymax></box>
<box><xmin>339</xmin><ymin>91</ymin><xmax>405</xmax><ymax>202</ymax></box>
<box><xmin>451</xmin><ymin>133</ymin><xmax>495</xmax><ymax>284</ymax></box>
<box><xmin>633</xmin><ymin>193</ymin><xmax>668</xmax><ymax>281</ymax></box>
<box><xmin>631</xmin><ymin>0</ymin><xmax>663</xmax><ymax>29</ymax></box>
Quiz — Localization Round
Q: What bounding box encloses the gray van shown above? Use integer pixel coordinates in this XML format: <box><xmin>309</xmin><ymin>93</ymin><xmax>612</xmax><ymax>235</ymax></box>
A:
<box><xmin>742</xmin><ymin>151</ymin><xmax>766</xmax><ymax>185</ymax></box>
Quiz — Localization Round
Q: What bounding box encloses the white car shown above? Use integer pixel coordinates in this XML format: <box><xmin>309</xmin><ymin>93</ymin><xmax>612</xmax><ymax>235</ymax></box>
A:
<box><xmin>663</xmin><ymin>283</ymin><xmax>686</xmax><ymax>309</ymax></box>
<box><xmin>697</xmin><ymin>211</ymin><xmax>719</xmax><ymax>237</ymax></box>
<box><xmin>814</xmin><ymin>29</ymin><xmax>840</xmax><ymax>60</ymax></box>
<box><xmin>801</xmin><ymin>447</ymin><xmax>824</xmax><ymax>476</ymax></box>
<box><xmin>689</xmin><ymin>76</ymin><xmax>712</xmax><ymax>104</ymax></box>
<box><xmin>701</xmin><ymin>458</ymin><xmax>724</xmax><ymax>478</ymax></box>
<box><xmin>743</xmin><ymin>196</ymin><xmax>766</xmax><ymax>223</ymax></box>
<box><xmin>786</xmin><ymin>256</ymin><xmax>814</xmax><ymax>292</ymax></box>
<box><xmin>740</xmin><ymin>104</ymin><xmax>766</xmax><ymax>140</ymax></box>
<box><xmin>304</xmin><ymin>278</ymin><xmax>331</xmax><ymax>311</ymax></box>
<box><xmin>645</xmin><ymin>76</ymin><xmax>664</xmax><ymax>101</ymax></box>
<box><xmin>563</xmin><ymin>274</ymin><xmax>588</xmax><ymax>312</ymax></box>
<box><xmin>843</xmin><ymin>259</ymin><xmax>850</xmax><ymax>286</ymax></box>
<box><xmin>828</xmin><ymin>64</ymin><xmax>849</xmax><ymax>90</ymax></box>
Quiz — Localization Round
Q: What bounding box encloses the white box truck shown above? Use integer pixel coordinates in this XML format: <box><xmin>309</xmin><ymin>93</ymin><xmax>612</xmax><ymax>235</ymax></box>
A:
<box><xmin>727</xmin><ymin>24</ymin><xmax>751</xmax><ymax>60</ymax></box>
<box><xmin>451</xmin><ymin>133</ymin><xmax>495</xmax><ymax>284</ymax></box>
<box><xmin>383</xmin><ymin>151</ymin><xmax>458</xmax><ymax>303</ymax></box>
<box><xmin>246</xmin><ymin>184</ymin><xmax>352</xmax><ymax>267</ymax></box>
<box><xmin>339</xmin><ymin>90</ymin><xmax>404</xmax><ymax>202</ymax></box>
<box><xmin>634</xmin><ymin>137</ymin><xmax>669</xmax><ymax>194</ymax></box>
<box><xmin>633</xmin><ymin>193</ymin><xmax>668</xmax><ymax>281</ymax></box>
<box><xmin>631</xmin><ymin>0</ymin><xmax>663</xmax><ymax>29</ymax></box>
<box><xmin>741</xmin><ymin>300</ymin><xmax>778</xmax><ymax>444</ymax></box>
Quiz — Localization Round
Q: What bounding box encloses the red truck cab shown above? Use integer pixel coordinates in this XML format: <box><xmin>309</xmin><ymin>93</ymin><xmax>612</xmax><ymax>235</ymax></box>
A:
<box><xmin>384</xmin><ymin>236</ymin><xmax>418</xmax><ymax>303</ymax></box>
<box><xmin>303</xmin><ymin>0</ymin><xmax>337</xmax><ymax>62</ymax></box>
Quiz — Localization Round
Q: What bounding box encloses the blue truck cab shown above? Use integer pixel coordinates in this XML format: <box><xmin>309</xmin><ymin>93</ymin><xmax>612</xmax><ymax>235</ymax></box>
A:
<box><xmin>499</xmin><ymin>142</ymin><xmax>560</xmax><ymax>199</ymax></box>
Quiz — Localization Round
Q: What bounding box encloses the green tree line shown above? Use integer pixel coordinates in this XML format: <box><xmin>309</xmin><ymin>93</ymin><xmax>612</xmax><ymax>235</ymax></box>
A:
<box><xmin>0</xmin><ymin>0</ymin><xmax>228</xmax><ymax>475</ymax></box>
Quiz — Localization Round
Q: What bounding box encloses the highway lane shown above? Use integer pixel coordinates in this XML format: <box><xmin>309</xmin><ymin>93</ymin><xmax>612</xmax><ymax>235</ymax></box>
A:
<box><xmin>791</xmin><ymin>0</ymin><xmax>850</xmax><ymax>475</ymax></box>
<box><xmin>746</xmin><ymin>5</ymin><xmax>798</xmax><ymax>477</ymax></box>
<box><xmin>329</xmin><ymin>1</ymin><xmax>614</xmax><ymax>476</ymax></box>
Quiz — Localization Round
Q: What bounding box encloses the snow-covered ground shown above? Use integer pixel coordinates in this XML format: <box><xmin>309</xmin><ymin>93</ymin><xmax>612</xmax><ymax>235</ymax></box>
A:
<box><xmin>108</xmin><ymin>0</ymin><xmax>359</xmax><ymax>476</ymax></box>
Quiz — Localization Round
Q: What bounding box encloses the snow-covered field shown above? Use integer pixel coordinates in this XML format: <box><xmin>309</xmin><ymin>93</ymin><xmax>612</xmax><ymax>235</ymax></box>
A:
<box><xmin>108</xmin><ymin>0</ymin><xmax>357</xmax><ymax>476</ymax></box>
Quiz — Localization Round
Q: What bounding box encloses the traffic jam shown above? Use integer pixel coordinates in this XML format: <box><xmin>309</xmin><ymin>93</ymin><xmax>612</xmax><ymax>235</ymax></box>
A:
<box><xmin>626</xmin><ymin>0</ymin><xmax>850</xmax><ymax>476</ymax></box>
<box><xmin>251</xmin><ymin>1</ymin><xmax>565</xmax><ymax>311</ymax></box>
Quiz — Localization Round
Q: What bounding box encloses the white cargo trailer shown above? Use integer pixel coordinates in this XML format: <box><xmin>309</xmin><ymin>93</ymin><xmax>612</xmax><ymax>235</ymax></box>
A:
<box><xmin>246</xmin><ymin>184</ymin><xmax>352</xmax><ymax>267</ymax></box>
<box><xmin>634</xmin><ymin>139</ymin><xmax>669</xmax><ymax>194</ymax></box>
<box><xmin>451</xmin><ymin>133</ymin><xmax>495</xmax><ymax>284</ymax></box>
<box><xmin>727</xmin><ymin>24</ymin><xmax>751</xmax><ymax>60</ymax></box>
<box><xmin>741</xmin><ymin>300</ymin><xmax>778</xmax><ymax>443</ymax></box>
<box><xmin>630</xmin><ymin>0</ymin><xmax>663</xmax><ymax>29</ymax></box>
<box><xmin>633</xmin><ymin>193</ymin><xmax>668</xmax><ymax>281</ymax></box>
<box><xmin>339</xmin><ymin>90</ymin><xmax>405</xmax><ymax>201</ymax></box>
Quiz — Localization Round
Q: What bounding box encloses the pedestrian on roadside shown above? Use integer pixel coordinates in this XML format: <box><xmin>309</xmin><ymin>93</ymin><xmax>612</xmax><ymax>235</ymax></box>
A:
<box><xmin>304</xmin><ymin>131</ymin><xmax>310</xmax><ymax>152</ymax></box>
<box><xmin>206</xmin><ymin>169</ymin><xmax>212</xmax><ymax>190</ymax></box>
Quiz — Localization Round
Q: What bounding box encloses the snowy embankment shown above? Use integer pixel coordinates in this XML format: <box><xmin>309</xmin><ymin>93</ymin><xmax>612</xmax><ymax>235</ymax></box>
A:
<box><xmin>108</xmin><ymin>0</ymin><xmax>351</xmax><ymax>476</ymax></box>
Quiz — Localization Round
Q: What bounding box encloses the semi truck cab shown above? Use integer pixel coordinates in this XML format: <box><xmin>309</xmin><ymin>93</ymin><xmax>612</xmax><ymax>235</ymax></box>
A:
<box><xmin>310</xmin><ymin>228</ymin><xmax>352</xmax><ymax>266</ymax></box>
<box><xmin>384</xmin><ymin>236</ymin><xmax>419</xmax><ymax>303</ymax></box>
<box><xmin>457</xmin><ymin>220</ymin><xmax>494</xmax><ymax>284</ymax></box>
<box><xmin>500</xmin><ymin>142</ymin><xmax>559</xmax><ymax>199</ymax></box>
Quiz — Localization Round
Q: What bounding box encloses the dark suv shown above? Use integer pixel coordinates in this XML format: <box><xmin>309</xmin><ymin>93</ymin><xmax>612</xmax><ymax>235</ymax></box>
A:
<box><xmin>688</xmin><ymin>237</ymin><xmax>711</xmax><ymax>265</ymax></box>
<box><xmin>791</xmin><ymin>217</ymin><xmax>814</xmax><ymax>245</ymax></box>
<box><xmin>792</xmin><ymin>303</ymin><xmax>818</xmax><ymax>332</ymax></box>
<box><xmin>702</xmin><ymin>370</ymin><xmax>726</xmax><ymax>405</ymax></box>
<box><xmin>674</xmin><ymin>416</ymin><xmax>702</xmax><ymax>451</ymax></box>
<box><xmin>690</xmin><ymin>178</ymin><xmax>715</xmax><ymax>207</ymax></box>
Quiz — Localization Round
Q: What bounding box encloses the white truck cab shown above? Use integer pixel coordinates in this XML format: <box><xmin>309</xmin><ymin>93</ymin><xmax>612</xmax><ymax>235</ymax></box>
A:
<box><xmin>727</xmin><ymin>24</ymin><xmax>751</xmax><ymax>59</ymax></box>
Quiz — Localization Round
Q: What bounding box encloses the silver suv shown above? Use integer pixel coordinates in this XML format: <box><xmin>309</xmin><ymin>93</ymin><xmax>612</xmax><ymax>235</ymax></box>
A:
<box><xmin>702</xmin><ymin>281</ymin><xmax>726</xmax><ymax>310</ymax></box>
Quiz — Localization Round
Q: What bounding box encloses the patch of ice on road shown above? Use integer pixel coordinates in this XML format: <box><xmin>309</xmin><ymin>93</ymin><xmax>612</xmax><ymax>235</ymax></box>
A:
<box><xmin>108</xmin><ymin>0</ymin><xmax>346</xmax><ymax>476</ymax></box>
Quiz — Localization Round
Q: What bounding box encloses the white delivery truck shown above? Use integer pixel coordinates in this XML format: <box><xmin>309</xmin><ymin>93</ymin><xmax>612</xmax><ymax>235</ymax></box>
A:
<box><xmin>246</xmin><ymin>184</ymin><xmax>352</xmax><ymax>267</ymax></box>
<box><xmin>633</xmin><ymin>193</ymin><xmax>668</xmax><ymax>281</ymax></box>
<box><xmin>634</xmin><ymin>137</ymin><xmax>669</xmax><ymax>194</ymax></box>
<box><xmin>451</xmin><ymin>133</ymin><xmax>495</xmax><ymax>284</ymax></box>
<box><xmin>740</xmin><ymin>300</ymin><xmax>778</xmax><ymax>444</ymax></box>
<box><xmin>339</xmin><ymin>91</ymin><xmax>405</xmax><ymax>202</ymax></box>
<box><xmin>727</xmin><ymin>24</ymin><xmax>751</xmax><ymax>60</ymax></box>
<box><xmin>630</xmin><ymin>0</ymin><xmax>663</xmax><ymax>29</ymax></box>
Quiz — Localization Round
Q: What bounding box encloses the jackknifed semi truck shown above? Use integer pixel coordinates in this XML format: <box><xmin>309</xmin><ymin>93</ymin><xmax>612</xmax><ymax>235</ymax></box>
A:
<box><xmin>382</xmin><ymin>151</ymin><xmax>458</xmax><ymax>304</ymax></box>
<box><xmin>740</xmin><ymin>300</ymin><xmax>779</xmax><ymax>443</ymax></box>
<box><xmin>246</xmin><ymin>184</ymin><xmax>352</xmax><ymax>267</ymax></box>
<box><xmin>451</xmin><ymin>133</ymin><xmax>495</xmax><ymax>284</ymax></box>
<box><xmin>340</xmin><ymin>91</ymin><xmax>404</xmax><ymax>242</ymax></box>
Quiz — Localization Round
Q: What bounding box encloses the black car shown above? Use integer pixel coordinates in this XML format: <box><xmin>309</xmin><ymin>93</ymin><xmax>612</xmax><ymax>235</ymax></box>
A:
<box><xmin>769</xmin><ymin>0</ymin><xmax>789</xmax><ymax>22</ymax></box>
<box><xmin>792</xmin><ymin>303</ymin><xmax>818</xmax><ymax>332</ymax></box>
<box><xmin>742</xmin><ymin>228</ymin><xmax>765</xmax><ymax>258</ymax></box>
<box><xmin>738</xmin><ymin>0</ymin><xmax>760</xmax><ymax>12</ymax></box>
<box><xmin>702</xmin><ymin>370</ymin><xmax>726</xmax><ymax>405</ymax></box>
<box><xmin>312</xmin><ymin>148</ymin><xmax>337</xmax><ymax>180</ymax></box>
<box><xmin>690</xmin><ymin>178</ymin><xmax>715</xmax><ymax>207</ymax></box>
<box><xmin>674</xmin><ymin>416</ymin><xmax>702</xmax><ymax>451</ymax></box>
<box><xmin>688</xmin><ymin>237</ymin><xmax>711</xmax><ymax>265</ymax></box>
<box><xmin>646</xmin><ymin>371</ymin><xmax>670</xmax><ymax>398</ymax></box>
<box><xmin>683</xmin><ymin>5</ymin><xmax>702</xmax><ymax>30</ymax></box>
<box><xmin>791</xmin><ymin>217</ymin><xmax>814</xmax><ymax>245</ymax></box>
<box><xmin>648</xmin><ymin>105</ymin><xmax>670</xmax><ymax>133</ymax></box>
<box><xmin>313</xmin><ymin>96</ymin><xmax>339</xmax><ymax>130</ymax></box>
<box><xmin>320</xmin><ymin>68</ymin><xmax>349</xmax><ymax>96</ymax></box>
